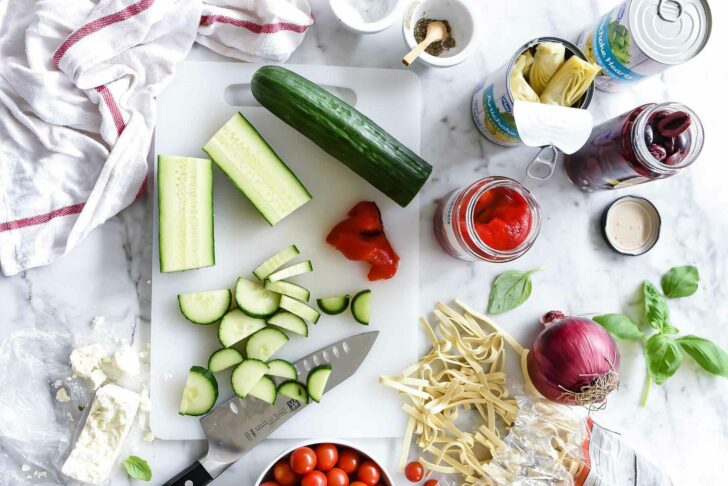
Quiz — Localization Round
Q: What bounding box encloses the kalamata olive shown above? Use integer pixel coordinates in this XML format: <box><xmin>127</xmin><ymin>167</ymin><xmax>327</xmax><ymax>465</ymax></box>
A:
<box><xmin>656</xmin><ymin>111</ymin><xmax>692</xmax><ymax>138</ymax></box>
<box><xmin>644</xmin><ymin>124</ymin><xmax>654</xmax><ymax>145</ymax></box>
<box><xmin>662</xmin><ymin>137</ymin><xmax>677</xmax><ymax>155</ymax></box>
<box><xmin>664</xmin><ymin>151</ymin><xmax>684</xmax><ymax>166</ymax></box>
<box><xmin>676</xmin><ymin>132</ymin><xmax>690</xmax><ymax>152</ymax></box>
<box><xmin>648</xmin><ymin>144</ymin><xmax>667</xmax><ymax>161</ymax></box>
<box><xmin>648</xmin><ymin>110</ymin><xmax>670</xmax><ymax>123</ymax></box>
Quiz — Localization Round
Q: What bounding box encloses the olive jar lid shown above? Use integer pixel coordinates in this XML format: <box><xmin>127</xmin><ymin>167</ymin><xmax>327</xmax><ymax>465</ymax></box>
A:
<box><xmin>601</xmin><ymin>196</ymin><xmax>661</xmax><ymax>256</ymax></box>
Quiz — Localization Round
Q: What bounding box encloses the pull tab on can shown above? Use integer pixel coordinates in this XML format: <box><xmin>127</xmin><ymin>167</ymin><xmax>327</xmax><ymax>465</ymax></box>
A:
<box><xmin>527</xmin><ymin>145</ymin><xmax>559</xmax><ymax>181</ymax></box>
<box><xmin>658</xmin><ymin>0</ymin><xmax>683</xmax><ymax>21</ymax></box>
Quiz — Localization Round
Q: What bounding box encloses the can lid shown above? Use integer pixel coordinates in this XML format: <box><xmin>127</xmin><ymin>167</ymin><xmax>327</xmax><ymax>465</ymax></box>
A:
<box><xmin>601</xmin><ymin>196</ymin><xmax>661</xmax><ymax>256</ymax></box>
<box><xmin>630</xmin><ymin>0</ymin><xmax>712</xmax><ymax>65</ymax></box>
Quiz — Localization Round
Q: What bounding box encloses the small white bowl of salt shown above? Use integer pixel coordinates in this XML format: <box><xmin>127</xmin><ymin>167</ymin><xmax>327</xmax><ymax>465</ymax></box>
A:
<box><xmin>330</xmin><ymin>0</ymin><xmax>404</xmax><ymax>34</ymax></box>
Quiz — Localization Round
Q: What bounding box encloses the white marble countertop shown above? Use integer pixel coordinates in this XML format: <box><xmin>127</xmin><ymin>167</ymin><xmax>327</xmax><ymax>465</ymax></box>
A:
<box><xmin>2</xmin><ymin>0</ymin><xmax>728</xmax><ymax>484</ymax></box>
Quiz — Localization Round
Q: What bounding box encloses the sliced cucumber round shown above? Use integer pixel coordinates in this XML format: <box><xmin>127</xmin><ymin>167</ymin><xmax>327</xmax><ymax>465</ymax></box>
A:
<box><xmin>178</xmin><ymin>289</ymin><xmax>232</xmax><ymax>325</ymax></box>
<box><xmin>278</xmin><ymin>380</ymin><xmax>309</xmax><ymax>404</ymax></box>
<box><xmin>317</xmin><ymin>295</ymin><xmax>351</xmax><ymax>315</ymax></box>
<box><xmin>208</xmin><ymin>348</ymin><xmax>244</xmax><ymax>373</ymax></box>
<box><xmin>268</xmin><ymin>311</ymin><xmax>308</xmax><ymax>337</ymax></box>
<box><xmin>249</xmin><ymin>376</ymin><xmax>277</xmax><ymax>404</ymax></box>
<box><xmin>245</xmin><ymin>327</ymin><xmax>289</xmax><ymax>361</ymax></box>
<box><xmin>264</xmin><ymin>280</ymin><xmax>311</xmax><ymax>302</ymax></box>
<box><xmin>231</xmin><ymin>359</ymin><xmax>269</xmax><ymax>398</ymax></box>
<box><xmin>179</xmin><ymin>366</ymin><xmax>218</xmax><ymax>416</ymax></box>
<box><xmin>218</xmin><ymin>309</ymin><xmax>267</xmax><ymax>348</ymax></box>
<box><xmin>253</xmin><ymin>245</ymin><xmax>300</xmax><ymax>281</ymax></box>
<box><xmin>267</xmin><ymin>359</ymin><xmax>298</xmax><ymax>380</ymax></box>
<box><xmin>306</xmin><ymin>365</ymin><xmax>332</xmax><ymax>403</ymax></box>
<box><xmin>235</xmin><ymin>277</ymin><xmax>281</xmax><ymax>319</ymax></box>
<box><xmin>351</xmin><ymin>290</ymin><xmax>371</xmax><ymax>325</ymax></box>
<box><xmin>266</xmin><ymin>261</ymin><xmax>313</xmax><ymax>283</ymax></box>
<box><xmin>279</xmin><ymin>295</ymin><xmax>320</xmax><ymax>324</ymax></box>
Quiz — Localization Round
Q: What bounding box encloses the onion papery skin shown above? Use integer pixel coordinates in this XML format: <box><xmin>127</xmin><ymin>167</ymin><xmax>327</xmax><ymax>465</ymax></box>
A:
<box><xmin>527</xmin><ymin>316</ymin><xmax>621</xmax><ymax>405</ymax></box>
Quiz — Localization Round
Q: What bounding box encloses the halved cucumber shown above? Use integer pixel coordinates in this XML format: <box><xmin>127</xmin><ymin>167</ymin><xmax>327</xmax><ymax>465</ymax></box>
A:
<box><xmin>317</xmin><ymin>295</ymin><xmax>351</xmax><ymax>316</ymax></box>
<box><xmin>218</xmin><ymin>309</ymin><xmax>267</xmax><ymax>348</ymax></box>
<box><xmin>278</xmin><ymin>380</ymin><xmax>309</xmax><ymax>404</ymax></box>
<box><xmin>178</xmin><ymin>289</ymin><xmax>231</xmax><ymax>325</ymax></box>
<box><xmin>253</xmin><ymin>245</ymin><xmax>300</xmax><ymax>281</ymax></box>
<box><xmin>179</xmin><ymin>366</ymin><xmax>218</xmax><ymax>416</ymax></box>
<box><xmin>245</xmin><ymin>327</ymin><xmax>289</xmax><ymax>361</ymax></box>
<box><xmin>351</xmin><ymin>290</ymin><xmax>372</xmax><ymax>325</ymax></box>
<box><xmin>203</xmin><ymin>113</ymin><xmax>312</xmax><ymax>226</ymax></box>
<box><xmin>158</xmin><ymin>156</ymin><xmax>215</xmax><ymax>273</ymax></box>
<box><xmin>268</xmin><ymin>311</ymin><xmax>308</xmax><ymax>337</ymax></box>
<box><xmin>279</xmin><ymin>295</ymin><xmax>320</xmax><ymax>324</ymax></box>
<box><xmin>231</xmin><ymin>359</ymin><xmax>269</xmax><ymax>398</ymax></box>
<box><xmin>267</xmin><ymin>359</ymin><xmax>298</xmax><ymax>380</ymax></box>
<box><xmin>208</xmin><ymin>348</ymin><xmax>244</xmax><ymax>372</ymax></box>
<box><xmin>264</xmin><ymin>280</ymin><xmax>311</xmax><ymax>302</ymax></box>
<box><xmin>266</xmin><ymin>261</ymin><xmax>313</xmax><ymax>283</ymax></box>
<box><xmin>249</xmin><ymin>376</ymin><xmax>277</xmax><ymax>404</ymax></box>
<box><xmin>306</xmin><ymin>365</ymin><xmax>332</xmax><ymax>404</ymax></box>
<box><xmin>235</xmin><ymin>278</ymin><xmax>281</xmax><ymax>318</ymax></box>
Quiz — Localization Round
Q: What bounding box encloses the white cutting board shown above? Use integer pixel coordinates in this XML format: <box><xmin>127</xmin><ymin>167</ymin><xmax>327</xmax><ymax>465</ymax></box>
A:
<box><xmin>151</xmin><ymin>62</ymin><xmax>421</xmax><ymax>441</ymax></box>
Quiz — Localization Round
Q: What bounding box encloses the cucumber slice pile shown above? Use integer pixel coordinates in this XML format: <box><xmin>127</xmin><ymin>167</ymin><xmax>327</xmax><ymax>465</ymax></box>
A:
<box><xmin>265</xmin><ymin>280</ymin><xmax>311</xmax><ymax>302</ymax></box>
<box><xmin>253</xmin><ymin>245</ymin><xmax>300</xmax><ymax>281</ymax></box>
<box><xmin>351</xmin><ymin>290</ymin><xmax>371</xmax><ymax>325</ymax></box>
<box><xmin>246</xmin><ymin>327</ymin><xmax>289</xmax><ymax>361</ymax></box>
<box><xmin>268</xmin><ymin>311</ymin><xmax>308</xmax><ymax>337</ymax></box>
<box><xmin>279</xmin><ymin>295</ymin><xmax>321</xmax><ymax>324</ymax></box>
<box><xmin>231</xmin><ymin>360</ymin><xmax>269</xmax><ymax>398</ymax></box>
<box><xmin>267</xmin><ymin>359</ymin><xmax>298</xmax><ymax>380</ymax></box>
<box><xmin>266</xmin><ymin>261</ymin><xmax>313</xmax><ymax>283</ymax></box>
<box><xmin>278</xmin><ymin>380</ymin><xmax>309</xmax><ymax>404</ymax></box>
<box><xmin>178</xmin><ymin>289</ymin><xmax>231</xmax><ymax>325</ymax></box>
<box><xmin>306</xmin><ymin>365</ymin><xmax>332</xmax><ymax>404</ymax></box>
<box><xmin>218</xmin><ymin>309</ymin><xmax>267</xmax><ymax>348</ymax></box>
<box><xmin>208</xmin><ymin>348</ymin><xmax>244</xmax><ymax>372</ymax></box>
<box><xmin>235</xmin><ymin>278</ymin><xmax>281</xmax><ymax>318</ymax></box>
<box><xmin>179</xmin><ymin>366</ymin><xmax>218</xmax><ymax>416</ymax></box>
<box><xmin>248</xmin><ymin>376</ymin><xmax>277</xmax><ymax>404</ymax></box>
<box><xmin>317</xmin><ymin>295</ymin><xmax>351</xmax><ymax>316</ymax></box>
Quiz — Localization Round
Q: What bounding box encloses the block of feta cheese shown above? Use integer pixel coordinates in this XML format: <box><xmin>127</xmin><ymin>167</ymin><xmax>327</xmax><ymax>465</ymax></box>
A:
<box><xmin>61</xmin><ymin>383</ymin><xmax>140</xmax><ymax>484</ymax></box>
<box><xmin>69</xmin><ymin>344</ymin><xmax>107</xmax><ymax>389</ymax></box>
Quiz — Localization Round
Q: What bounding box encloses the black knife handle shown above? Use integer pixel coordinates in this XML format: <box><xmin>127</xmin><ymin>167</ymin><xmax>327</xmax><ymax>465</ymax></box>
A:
<box><xmin>164</xmin><ymin>461</ymin><xmax>214</xmax><ymax>486</ymax></box>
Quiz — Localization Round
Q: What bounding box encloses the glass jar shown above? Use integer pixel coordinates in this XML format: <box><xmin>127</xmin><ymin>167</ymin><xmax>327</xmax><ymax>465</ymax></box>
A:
<box><xmin>564</xmin><ymin>102</ymin><xmax>704</xmax><ymax>191</ymax></box>
<box><xmin>434</xmin><ymin>177</ymin><xmax>541</xmax><ymax>262</ymax></box>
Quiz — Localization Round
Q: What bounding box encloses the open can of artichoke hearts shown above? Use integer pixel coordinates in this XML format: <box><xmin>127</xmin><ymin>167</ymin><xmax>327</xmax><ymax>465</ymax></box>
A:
<box><xmin>471</xmin><ymin>37</ymin><xmax>595</xmax><ymax>147</ymax></box>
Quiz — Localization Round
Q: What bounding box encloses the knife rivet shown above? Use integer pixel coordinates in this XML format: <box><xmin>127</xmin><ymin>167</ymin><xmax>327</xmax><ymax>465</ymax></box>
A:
<box><xmin>332</xmin><ymin>346</ymin><xmax>340</xmax><ymax>358</ymax></box>
<box><xmin>343</xmin><ymin>342</ymin><xmax>351</xmax><ymax>354</ymax></box>
<box><xmin>323</xmin><ymin>350</ymin><xmax>330</xmax><ymax>362</ymax></box>
<box><xmin>185</xmin><ymin>481</ymin><xmax>193</xmax><ymax>486</ymax></box>
<box><xmin>230</xmin><ymin>402</ymin><xmax>239</xmax><ymax>414</ymax></box>
<box><xmin>303</xmin><ymin>359</ymin><xmax>311</xmax><ymax>371</ymax></box>
<box><xmin>313</xmin><ymin>355</ymin><xmax>321</xmax><ymax>366</ymax></box>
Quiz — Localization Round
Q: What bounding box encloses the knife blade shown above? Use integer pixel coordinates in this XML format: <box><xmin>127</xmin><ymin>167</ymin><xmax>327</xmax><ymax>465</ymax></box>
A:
<box><xmin>164</xmin><ymin>331</ymin><xmax>379</xmax><ymax>486</ymax></box>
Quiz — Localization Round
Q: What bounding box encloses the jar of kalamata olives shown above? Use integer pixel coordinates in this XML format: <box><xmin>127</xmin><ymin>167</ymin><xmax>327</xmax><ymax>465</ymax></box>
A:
<box><xmin>434</xmin><ymin>177</ymin><xmax>541</xmax><ymax>262</ymax></box>
<box><xmin>564</xmin><ymin>102</ymin><xmax>704</xmax><ymax>191</ymax></box>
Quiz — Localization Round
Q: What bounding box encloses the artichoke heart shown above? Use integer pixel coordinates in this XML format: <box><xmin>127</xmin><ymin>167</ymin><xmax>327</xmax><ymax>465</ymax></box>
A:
<box><xmin>510</xmin><ymin>54</ymin><xmax>539</xmax><ymax>103</ymax></box>
<box><xmin>529</xmin><ymin>42</ymin><xmax>566</xmax><ymax>95</ymax></box>
<box><xmin>515</xmin><ymin>50</ymin><xmax>534</xmax><ymax>79</ymax></box>
<box><xmin>540</xmin><ymin>56</ymin><xmax>601</xmax><ymax>107</ymax></box>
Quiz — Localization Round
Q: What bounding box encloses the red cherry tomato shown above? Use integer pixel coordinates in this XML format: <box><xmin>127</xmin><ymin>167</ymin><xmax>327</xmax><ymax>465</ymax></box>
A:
<box><xmin>350</xmin><ymin>483</ymin><xmax>368</xmax><ymax>486</ymax></box>
<box><xmin>290</xmin><ymin>447</ymin><xmax>317</xmax><ymax>475</ymax></box>
<box><xmin>261</xmin><ymin>483</ymin><xmax>280</xmax><ymax>486</ymax></box>
<box><xmin>356</xmin><ymin>461</ymin><xmax>380</xmax><ymax>486</ymax></box>
<box><xmin>424</xmin><ymin>480</ymin><xmax>439</xmax><ymax>486</ymax></box>
<box><xmin>336</xmin><ymin>448</ymin><xmax>360</xmax><ymax>474</ymax></box>
<box><xmin>325</xmin><ymin>468</ymin><xmax>349</xmax><ymax>486</ymax></box>
<box><xmin>404</xmin><ymin>461</ymin><xmax>424</xmax><ymax>482</ymax></box>
<box><xmin>301</xmin><ymin>470</ymin><xmax>327</xmax><ymax>486</ymax></box>
<box><xmin>315</xmin><ymin>443</ymin><xmax>339</xmax><ymax>472</ymax></box>
<box><xmin>273</xmin><ymin>460</ymin><xmax>300</xmax><ymax>486</ymax></box>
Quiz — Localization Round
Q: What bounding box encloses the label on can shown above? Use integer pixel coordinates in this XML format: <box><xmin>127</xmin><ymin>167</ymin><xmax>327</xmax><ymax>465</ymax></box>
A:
<box><xmin>472</xmin><ymin>66</ymin><xmax>521</xmax><ymax>146</ymax></box>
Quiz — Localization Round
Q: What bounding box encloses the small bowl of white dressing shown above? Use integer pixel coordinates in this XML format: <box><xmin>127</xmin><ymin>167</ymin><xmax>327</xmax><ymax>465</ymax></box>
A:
<box><xmin>330</xmin><ymin>0</ymin><xmax>404</xmax><ymax>34</ymax></box>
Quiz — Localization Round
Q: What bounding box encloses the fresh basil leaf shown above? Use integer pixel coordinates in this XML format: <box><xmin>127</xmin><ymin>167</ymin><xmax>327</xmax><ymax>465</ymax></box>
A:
<box><xmin>593</xmin><ymin>314</ymin><xmax>644</xmax><ymax>340</ymax></box>
<box><xmin>645</xmin><ymin>334</ymin><xmax>682</xmax><ymax>385</ymax></box>
<box><xmin>123</xmin><ymin>456</ymin><xmax>152</xmax><ymax>481</ymax></box>
<box><xmin>643</xmin><ymin>282</ymin><xmax>670</xmax><ymax>332</ymax></box>
<box><xmin>661</xmin><ymin>322</ymin><xmax>680</xmax><ymax>335</ymax></box>
<box><xmin>487</xmin><ymin>269</ymin><xmax>540</xmax><ymax>314</ymax></box>
<box><xmin>661</xmin><ymin>266</ymin><xmax>699</xmax><ymax>298</ymax></box>
<box><xmin>677</xmin><ymin>335</ymin><xmax>728</xmax><ymax>377</ymax></box>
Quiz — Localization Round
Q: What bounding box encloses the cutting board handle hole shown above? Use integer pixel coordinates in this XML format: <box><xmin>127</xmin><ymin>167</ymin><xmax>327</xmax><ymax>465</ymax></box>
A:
<box><xmin>223</xmin><ymin>84</ymin><xmax>357</xmax><ymax>107</ymax></box>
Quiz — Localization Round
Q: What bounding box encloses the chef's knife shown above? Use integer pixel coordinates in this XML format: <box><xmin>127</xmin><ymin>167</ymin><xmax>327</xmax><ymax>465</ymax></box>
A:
<box><xmin>164</xmin><ymin>331</ymin><xmax>379</xmax><ymax>486</ymax></box>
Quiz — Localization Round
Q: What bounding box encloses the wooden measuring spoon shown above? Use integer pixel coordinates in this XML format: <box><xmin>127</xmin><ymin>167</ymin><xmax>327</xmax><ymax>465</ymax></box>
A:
<box><xmin>402</xmin><ymin>21</ymin><xmax>448</xmax><ymax>66</ymax></box>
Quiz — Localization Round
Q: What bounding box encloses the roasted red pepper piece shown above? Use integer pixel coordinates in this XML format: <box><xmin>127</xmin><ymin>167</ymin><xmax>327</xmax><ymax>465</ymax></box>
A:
<box><xmin>326</xmin><ymin>201</ymin><xmax>399</xmax><ymax>281</ymax></box>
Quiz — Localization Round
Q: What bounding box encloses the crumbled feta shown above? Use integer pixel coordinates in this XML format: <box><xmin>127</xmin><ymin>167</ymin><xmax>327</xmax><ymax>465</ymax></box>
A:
<box><xmin>139</xmin><ymin>387</ymin><xmax>150</xmax><ymax>412</ymax></box>
<box><xmin>21</xmin><ymin>464</ymin><xmax>31</xmax><ymax>472</ymax></box>
<box><xmin>143</xmin><ymin>430</ymin><xmax>155</xmax><ymax>442</ymax></box>
<box><xmin>53</xmin><ymin>379</ymin><xmax>63</xmax><ymax>388</ymax></box>
<box><xmin>61</xmin><ymin>384</ymin><xmax>140</xmax><ymax>484</ymax></box>
<box><xmin>33</xmin><ymin>470</ymin><xmax>48</xmax><ymax>479</ymax></box>
<box><xmin>56</xmin><ymin>387</ymin><xmax>70</xmax><ymax>402</ymax></box>
<box><xmin>91</xmin><ymin>316</ymin><xmax>105</xmax><ymax>329</ymax></box>
<box><xmin>70</xmin><ymin>344</ymin><xmax>107</xmax><ymax>389</ymax></box>
<box><xmin>112</xmin><ymin>345</ymin><xmax>140</xmax><ymax>377</ymax></box>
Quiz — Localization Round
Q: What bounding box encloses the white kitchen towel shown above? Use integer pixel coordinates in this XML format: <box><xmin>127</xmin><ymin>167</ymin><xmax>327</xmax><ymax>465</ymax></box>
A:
<box><xmin>0</xmin><ymin>0</ymin><xmax>314</xmax><ymax>277</ymax></box>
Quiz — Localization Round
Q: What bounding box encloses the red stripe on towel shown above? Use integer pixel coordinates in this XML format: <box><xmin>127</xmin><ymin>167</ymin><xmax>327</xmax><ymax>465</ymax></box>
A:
<box><xmin>53</xmin><ymin>0</ymin><xmax>155</xmax><ymax>67</ymax></box>
<box><xmin>95</xmin><ymin>85</ymin><xmax>126</xmax><ymax>135</ymax></box>
<box><xmin>199</xmin><ymin>14</ymin><xmax>312</xmax><ymax>34</ymax></box>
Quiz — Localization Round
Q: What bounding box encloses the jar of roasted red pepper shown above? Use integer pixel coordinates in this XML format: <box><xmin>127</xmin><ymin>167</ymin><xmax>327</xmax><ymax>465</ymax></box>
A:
<box><xmin>564</xmin><ymin>103</ymin><xmax>704</xmax><ymax>191</ymax></box>
<box><xmin>434</xmin><ymin>177</ymin><xmax>541</xmax><ymax>262</ymax></box>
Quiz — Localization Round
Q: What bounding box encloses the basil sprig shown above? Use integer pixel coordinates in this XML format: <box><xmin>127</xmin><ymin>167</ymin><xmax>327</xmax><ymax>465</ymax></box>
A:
<box><xmin>123</xmin><ymin>456</ymin><xmax>152</xmax><ymax>481</ymax></box>
<box><xmin>487</xmin><ymin>269</ymin><xmax>540</xmax><ymax>314</ymax></box>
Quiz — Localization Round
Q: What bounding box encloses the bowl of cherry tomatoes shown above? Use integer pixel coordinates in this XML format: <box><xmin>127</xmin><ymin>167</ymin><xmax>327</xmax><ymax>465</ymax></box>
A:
<box><xmin>256</xmin><ymin>440</ymin><xmax>394</xmax><ymax>486</ymax></box>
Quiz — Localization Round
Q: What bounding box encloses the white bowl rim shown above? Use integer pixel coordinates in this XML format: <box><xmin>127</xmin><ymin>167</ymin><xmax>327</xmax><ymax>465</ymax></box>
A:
<box><xmin>402</xmin><ymin>0</ymin><xmax>480</xmax><ymax>67</ymax></box>
<box><xmin>254</xmin><ymin>438</ymin><xmax>396</xmax><ymax>485</ymax></box>
<box><xmin>330</xmin><ymin>0</ymin><xmax>404</xmax><ymax>34</ymax></box>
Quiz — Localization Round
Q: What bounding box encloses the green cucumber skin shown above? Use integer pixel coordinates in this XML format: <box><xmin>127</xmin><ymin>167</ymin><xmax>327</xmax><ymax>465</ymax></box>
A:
<box><xmin>251</xmin><ymin>66</ymin><xmax>432</xmax><ymax>208</ymax></box>
<box><xmin>351</xmin><ymin>290</ymin><xmax>371</xmax><ymax>325</ymax></box>
<box><xmin>317</xmin><ymin>295</ymin><xmax>351</xmax><ymax>315</ymax></box>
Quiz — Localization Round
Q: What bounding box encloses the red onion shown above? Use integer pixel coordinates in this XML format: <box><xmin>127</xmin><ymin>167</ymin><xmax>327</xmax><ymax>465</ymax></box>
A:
<box><xmin>527</xmin><ymin>312</ymin><xmax>620</xmax><ymax>407</ymax></box>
